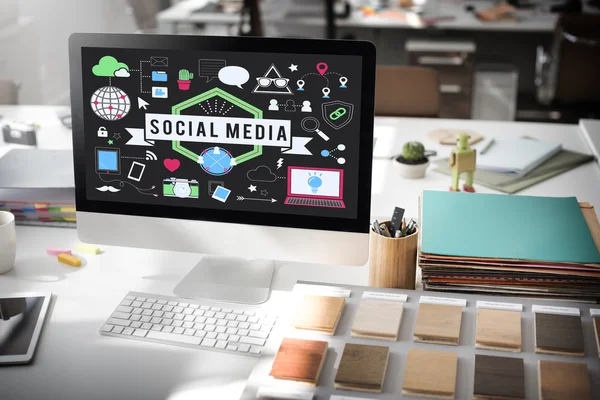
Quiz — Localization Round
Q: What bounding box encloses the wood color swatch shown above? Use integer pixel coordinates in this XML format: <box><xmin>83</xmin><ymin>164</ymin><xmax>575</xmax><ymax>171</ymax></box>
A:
<box><xmin>473</xmin><ymin>354</ymin><xmax>525</xmax><ymax>400</ymax></box>
<box><xmin>334</xmin><ymin>343</ymin><xmax>390</xmax><ymax>393</ymax></box>
<box><xmin>476</xmin><ymin>309</ymin><xmax>522</xmax><ymax>352</ymax></box>
<box><xmin>413</xmin><ymin>303</ymin><xmax>462</xmax><ymax>345</ymax></box>
<box><xmin>291</xmin><ymin>295</ymin><xmax>345</xmax><ymax>335</ymax></box>
<box><xmin>595</xmin><ymin>317</ymin><xmax>600</xmax><ymax>358</ymax></box>
<box><xmin>538</xmin><ymin>360</ymin><xmax>592</xmax><ymax>400</ymax></box>
<box><xmin>534</xmin><ymin>313</ymin><xmax>584</xmax><ymax>356</ymax></box>
<box><xmin>351</xmin><ymin>299</ymin><xmax>404</xmax><ymax>341</ymax></box>
<box><xmin>269</xmin><ymin>338</ymin><xmax>328</xmax><ymax>386</ymax></box>
<box><xmin>402</xmin><ymin>348</ymin><xmax>458</xmax><ymax>400</ymax></box>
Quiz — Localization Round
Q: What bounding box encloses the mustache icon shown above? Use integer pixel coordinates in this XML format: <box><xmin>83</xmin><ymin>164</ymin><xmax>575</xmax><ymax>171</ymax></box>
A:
<box><xmin>95</xmin><ymin>186</ymin><xmax>121</xmax><ymax>193</ymax></box>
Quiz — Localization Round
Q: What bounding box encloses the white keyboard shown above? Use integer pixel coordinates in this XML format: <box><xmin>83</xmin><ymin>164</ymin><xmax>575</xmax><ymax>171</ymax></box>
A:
<box><xmin>100</xmin><ymin>292</ymin><xmax>277</xmax><ymax>357</ymax></box>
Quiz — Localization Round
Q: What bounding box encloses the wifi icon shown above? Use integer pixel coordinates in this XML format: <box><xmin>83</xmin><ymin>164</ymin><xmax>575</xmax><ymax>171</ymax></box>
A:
<box><xmin>145</xmin><ymin>150</ymin><xmax>158</xmax><ymax>161</ymax></box>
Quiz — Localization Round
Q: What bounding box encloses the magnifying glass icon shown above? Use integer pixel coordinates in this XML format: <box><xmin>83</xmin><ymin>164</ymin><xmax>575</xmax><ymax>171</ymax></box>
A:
<box><xmin>301</xmin><ymin>117</ymin><xmax>330</xmax><ymax>141</ymax></box>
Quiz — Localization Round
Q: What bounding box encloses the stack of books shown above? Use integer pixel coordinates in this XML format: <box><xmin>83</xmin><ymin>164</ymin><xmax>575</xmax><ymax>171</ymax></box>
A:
<box><xmin>418</xmin><ymin>191</ymin><xmax>600</xmax><ymax>300</ymax></box>
<box><xmin>0</xmin><ymin>149</ymin><xmax>75</xmax><ymax>227</ymax></box>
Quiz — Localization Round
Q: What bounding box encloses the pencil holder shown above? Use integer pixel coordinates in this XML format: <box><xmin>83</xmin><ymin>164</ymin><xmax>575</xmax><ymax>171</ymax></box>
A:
<box><xmin>369</xmin><ymin>221</ymin><xmax>418</xmax><ymax>289</ymax></box>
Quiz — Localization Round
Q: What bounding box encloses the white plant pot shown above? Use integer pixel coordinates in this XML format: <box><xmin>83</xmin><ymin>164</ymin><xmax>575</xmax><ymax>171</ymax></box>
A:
<box><xmin>393</xmin><ymin>158</ymin><xmax>429</xmax><ymax>179</ymax></box>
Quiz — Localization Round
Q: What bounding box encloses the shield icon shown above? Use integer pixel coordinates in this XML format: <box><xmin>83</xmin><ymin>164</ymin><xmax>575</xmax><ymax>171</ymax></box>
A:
<box><xmin>322</xmin><ymin>101</ymin><xmax>354</xmax><ymax>130</ymax></box>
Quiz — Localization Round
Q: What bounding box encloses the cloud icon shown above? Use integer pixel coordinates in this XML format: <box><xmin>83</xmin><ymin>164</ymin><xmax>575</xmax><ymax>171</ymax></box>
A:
<box><xmin>92</xmin><ymin>56</ymin><xmax>130</xmax><ymax>77</ymax></box>
<box><xmin>114</xmin><ymin>68</ymin><xmax>130</xmax><ymax>78</ymax></box>
<box><xmin>247</xmin><ymin>165</ymin><xmax>277</xmax><ymax>182</ymax></box>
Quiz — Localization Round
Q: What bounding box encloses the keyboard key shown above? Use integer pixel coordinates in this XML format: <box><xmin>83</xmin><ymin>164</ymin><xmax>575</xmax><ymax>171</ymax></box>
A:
<box><xmin>164</xmin><ymin>312</ymin><xmax>175</xmax><ymax>319</ymax></box>
<box><xmin>226</xmin><ymin>344</ymin><xmax>238</xmax><ymax>351</ymax></box>
<box><xmin>151</xmin><ymin>317</ymin><xmax>162</xmax><ymax>324</ymax></box>
<box><xmin>249</xmin><ymin>330</ymin><xmax>269</xmax><ymax>339</ymax></box>
<box><xmin>167</xmin><ymin>301</ymin><xmax>178</xmax><ymax>306</ymax></box>
<box><xmin>216</xmin><ymin>319</ymin><xmax>228</xmax><ymax>326</ymax></box>
<box><xmin>249</xmin><ymin>347</ymin><xmax>261</xmax><ymax>355</ymax></box>
<box><xmin>125</xmin><ymin>295</ymin><xmax>136</xmax><ymax>300</ymax></box>
<box><xmin>200</xmin><ymin>305</ymin><xmax>210</xmax><ymax>311</ymax></box>
<box><xmin>184</xmin><ymin>315</ymin><xmax>195</xmax><ymax>322</ymax></box>
<box><xmin>229</xmin><ymin>335</ymin><xmax>240</xmax><ymax>343</ymax></box>
<box><xmin>240</xmin><ymin>336</ymin><xmax>266</xmax><ymax>346</ymax></box>
<box><xmin>238</xmin><ymin>329</ymin><xmax>249</xmax><ymax>336</ymax></box>
<box><xmin>194</xmin><ymin>323</ymin><xmax>205</xmax><ymax>330</ymax></box>
<box><xmin>247</xmin><ymin>316</ymin><xmax>259</xmax><ymax>323</ymax></box>
<box><xmin>184</xmin><ymin>329</ymin><xmax>196</xmax><ymax>336</ymax></box>
<box><xmin>173</xmin><ymin>327</ymin><xmax>185</xmax><ymax>334</ymax></box>
<box><xmin>130</xmin><ymin>315</ymin><xmax>142</xmax><ymax>321</ymax></box>
<box><xmin>153</xmin><ymin>311</ymin><xmax>164</xmax><ymax>318</ymax></box>
<box><xmin>122</xmin><ymin>327</ymin><xmax>134</xmax><ymax>335</ymax></box>
<box><xmin>204</xmin><ymin>311</ymin><xmax>215</xmax><ymax>318</ymax></box>
<box><xmin>205</xmin><ymin>325</ymin><xmax>216</xmax><ymax>332</ymax></box>
<box><xmin>193</xmin><ymin>310</ymin><xmax>205</xmax><ymax>317</ymax></box>
<box><xmin>226</xmin><ymin>328</ymin><xmax>238</xmax><ymax>335</ymax></box>
<box><xmin>227</xmin><ymin>321</ymin><xmax>238</xmax><ymax>328</ymax></box>
<box><xmin>131</xmin><ymin>321</ymin><xmax>142</xmax><ymax>328</ymax></box>
<box><xmin>222</xmin><ymin>308</ymin><xmax>233</xmax><ymax>313</ymax></box>
<box><xmin>142</xmin><ymin>310</ymin><xmax>153</xmax><ymax>316</ymax></box>
<box><xmin>244</xmin><ymin>311</ymin><xmax>255</xmax><ymax>316</ymax></box>
<box><xmin>107</xmin><ymin>318</ymin><xmax>131</xmax><ymax>327</ymax></box>
<box><xmin>151</xmin><ymin>304</ymin><xmax>163</xmax><ymax>311</ymax></box>
<box><xmin>121</xmin><ymin>300</ymin><xmax>132</xmax><ymax>307</ymax></box>
<box><xmin>101</xmin><ymin>324</ymin><xmax>114</xmax><ymax>332</ymax></box>
<box><xmin>141</xmin><ymin>303</ymin><xmax>152</xmax><ymax>309</ymax></box>
<box><xmin>174</xmin><ymin>314</ymin><xmax>185</xmax><ymax>320</ymax></box>
<box><xmin>157</xmin><ymin>300</ymin><xmax>167</xmax><ymax>305</ymax></box>
<box><xmin>215</xmin><ymin>340</ymin><xmax>227</xmax><ymax>349</ymax></box>
<box><xmin>238</xmin><ymin>344</ymin><xmax>250</xmax><ymax>353</ymax></box>
<box><xmin>136</xmin><ymin>297</ymin><xmax>147</xmax><ymax>302</ymax></box>
<box><xmin>140</xmin><ymin>316</ymin><xmax>152</xmax><ymax>323</ymax></box>
<box><xmin>162</xmin><ymin>319</ymin><xmax>173</xmax><ymax>326</ymax></box>
<box><xmin>147</xmin><ymin>299</ymin><xmax>157</xmax><ymax>304</ymax></box>
<box><xmin>260</xmin><ymin>325</ymin><xmax>273</xmax><ymax>333</ymax></box>
<box><xmin>233</xmin><ymin>310</ymin><xmax>244</xmax><ymax>315</ymax></box>
<box><xmin>172</xmin><ymin>321</ymin><xmax>184</xmax><ymax>327</ymax></box>
<box><xmin>215</xmin><ymin>312</ymin><xmax>226</xmax><ymax>319</ymax></box>
<box><xmin>182</xmin><ymin>322</ymin><xmax>194</xmax><ymax>329</ymax></box>
<box><xmin>179</xmin><ymin>303</ymin><xmax>189</xmax><ymax>308</ymax></box>
<box><xmin>151</xmin><ymin>325</ymin><xmax>162</xmax><ymax>331</ymax></box>
<box><xmin>215</xmin><ymin>326</ymin><xmax>226</xmax><ymax>333</ymax></box>
<box><xmin>201</xmin><ymin>338</ymin><xmax>217</xmax><ymax>347</ymax></box>
<box><xmin>141</xmin><ymin>323</ymin><xmax>152</xmax><ymax>330</ymax></box>
<box><xmin>217</xmin><ymin>333</ymin><xmax>229</xmax><ymax>341</ymax></box>
<box><xmin>225</xmin><ymin>314</ymin><xmax>237</xmax><ymax>321</ymax></box>
<box><xmin>210</xmin><ymin>307</ymin><xmax>221</xmax><ymax>312</ymax></box>
<box><xmin>206</xmin><ymin>332</ymin><xmax>218</xmax><ymax>339</ymax></box>
<box><xmin>236</xmin><ymin>315</ymin><xmax>248</xmax><ymax>322</ymax></box>
<box><xmin>131</xmin><ymin>301</ymin><xmax>142</xmax><ymax>307</ymax></box>
<box><xmin>194</xmin><ymin>331</ymin><xmax>206</xmax><ymax>338</ymax></box>
<box><xmin>190</xmin><ymin>304</ymin><xmax>199</xmax><ymax>309</ymax></box>
<box><xmin>147</xmin><ymin>331</ymin><xmax>201</xmax><ymax>345</ymax></box>
<box><xmin>183</xmin><ymin>308</ymin><xmax>194</xmax><ymax>315</ymax></box>
<box><xmin>163</xmin><ymin>326</ymin><xmax>174</xmax><ymax>333</ymax></box>
<box><xmin>132</xmin><ymin>308</ymin><xmax>143</xmax><ymax>315</ymax></box>
<box><xmin>163</xmin><ymin>306</ymin><xmax>174</xmax><ymax>312</ymax></box>
<box><xmin>113</xmin><ymin>312</ymin><xmax>131</xmax><ymax>320</ymax></box>
<box><xmin>194</xmin><ymin>316</ymin><xmax>207</xmax><ymax>323</ymax></box>
<box><xmin>173</xmin><ymin>306</ymin><xmax>184</xmax><ymax>313</ymax></box>
<box><xmin>133</xmin><ymin>329</ymin><xmax>148</xmax><ymax>337</ymax></box>
<box><xmin>250</xmin><ymin>323</ymin><xmax>261</xmax><ymax>331</ymax></box>
<box><xmin>206</xmin><ymin>318</ymin><xmax>217</xmax><ymax>325</ymax></box>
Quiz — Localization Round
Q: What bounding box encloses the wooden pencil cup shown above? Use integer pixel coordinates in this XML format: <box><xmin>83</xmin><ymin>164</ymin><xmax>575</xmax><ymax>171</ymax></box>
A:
<box><xmin>369</xmin><ymin>222</ymin><xmax>418</xmax><ymax>289</ymax></box>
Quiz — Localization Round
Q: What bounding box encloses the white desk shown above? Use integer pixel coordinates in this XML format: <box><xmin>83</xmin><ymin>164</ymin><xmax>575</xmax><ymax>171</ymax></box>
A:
<box><xmin>1</xmin><ymin>106</ymin><xmax>599</xmax><ymax>400</ymax></box>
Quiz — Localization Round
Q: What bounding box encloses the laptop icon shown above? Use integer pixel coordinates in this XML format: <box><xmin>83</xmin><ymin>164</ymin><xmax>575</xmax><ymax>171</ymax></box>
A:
<box><xmin>284</xmin><ymin>166</ymin><xmax>345</xmax><ymax>208</ymax></box>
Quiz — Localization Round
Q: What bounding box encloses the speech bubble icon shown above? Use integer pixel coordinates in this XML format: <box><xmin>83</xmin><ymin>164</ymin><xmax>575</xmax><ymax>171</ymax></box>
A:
<box><xmin>198</xmin><ymin>59</ymin><xmax>226</xmax><ymax>83</ymax></box>
<box><xmin>218</xmin><ymin>66</ymin><xmax>250</xmax><ymax>89</ymax></box>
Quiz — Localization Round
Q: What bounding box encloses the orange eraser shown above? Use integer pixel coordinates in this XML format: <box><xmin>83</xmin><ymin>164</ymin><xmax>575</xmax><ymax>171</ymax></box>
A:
<box><xmin>58</xmin><ymin>253</ymin><xmax>81</xmax><ymax>267</ymax></box>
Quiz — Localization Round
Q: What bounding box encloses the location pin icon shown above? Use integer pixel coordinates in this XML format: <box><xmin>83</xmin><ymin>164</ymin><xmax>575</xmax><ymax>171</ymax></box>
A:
<box><xmin>339</xmin><ymin>76</ymin><xmax>348</xmax><ymax>88</ymax></box>
<box><xmin>322</xmin><ymin>87</ymin><xmax>331</xmax><ymax>98</ymax></box>
<box><xmin>297</xmin><ymin>80</ymin><xmax>305</xmax><ymax>91</ymax></box>
<box><xmin>316</xmin><ymin>62</ymin><xmax>329</xmax><ymax>76</ymax></box>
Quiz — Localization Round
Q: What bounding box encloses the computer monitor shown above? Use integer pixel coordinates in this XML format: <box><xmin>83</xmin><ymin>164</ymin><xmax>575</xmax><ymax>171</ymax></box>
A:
<box><xmin>69</xmin><ymin>33</ymin><xmax>376</xmax><ymax>304</ymax></box>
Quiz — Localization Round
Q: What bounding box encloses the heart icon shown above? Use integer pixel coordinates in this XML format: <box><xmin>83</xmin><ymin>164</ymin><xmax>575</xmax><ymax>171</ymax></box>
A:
<box><xmin>163</xmin><ymin>158</ymin><xmax>180</xmax><ymax>172</ymax></box>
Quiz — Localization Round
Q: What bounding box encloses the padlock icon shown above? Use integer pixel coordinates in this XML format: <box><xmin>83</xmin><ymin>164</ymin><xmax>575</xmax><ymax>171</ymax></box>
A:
<box><xmin>97</xmin><ymin>126</ymin><xmax>108</xmax><ymax>137</ymax></box>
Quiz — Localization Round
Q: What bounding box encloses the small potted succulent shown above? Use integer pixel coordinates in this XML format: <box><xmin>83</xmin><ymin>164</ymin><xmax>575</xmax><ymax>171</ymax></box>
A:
<box><xmin>177</xmin><ymin>69</ymin><xmax>194</xmax><ymax>90</ymax></box>
<box><xmin>394</xmin><ymin>141</ymin><xmax>430</xmax><ymax>179</ymax></box>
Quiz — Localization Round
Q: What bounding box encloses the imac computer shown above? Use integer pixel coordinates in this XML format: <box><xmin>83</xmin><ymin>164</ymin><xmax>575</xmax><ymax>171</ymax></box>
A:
<box><xmin>69</xmin><ymin>33</ymin><xmax>376</xmax><ymax>304</ymax></box>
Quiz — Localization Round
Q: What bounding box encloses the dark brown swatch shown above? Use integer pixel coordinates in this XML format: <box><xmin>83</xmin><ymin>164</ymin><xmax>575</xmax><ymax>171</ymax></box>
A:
<box><xmin>473</xmin><ymin>354</ymin><xmax>525</xmax><ymax>400</ymax></box>
<box><xmin>269</xmin><ymin>338</ymin><xmax>328</xmax><ymax>386</ymax></box>
<box><xmin>534</xmin><ymin>313</ymin><xmax>584</xmax><ymax>356</ymax></box>
<box><xmin>594</xmin><ymin>317</ymin><xmax>600</xmax><ymax>358</ymax></box>
<box><xmin>538</xmin><ymin>360</ymin><xmax>592</xmax><ymax>400</ymax></box>
<box><xmin>334</xmin><ymin>343</ymin><xmax>389</xmax><ymax>393</ymax></box>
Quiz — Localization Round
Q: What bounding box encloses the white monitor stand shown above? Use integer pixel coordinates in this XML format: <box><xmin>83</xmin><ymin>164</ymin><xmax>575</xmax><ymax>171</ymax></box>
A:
<box><xmin>173</xmin><ymin>256</ymin><xmax>275</xmax><ymax>304</ymax></box>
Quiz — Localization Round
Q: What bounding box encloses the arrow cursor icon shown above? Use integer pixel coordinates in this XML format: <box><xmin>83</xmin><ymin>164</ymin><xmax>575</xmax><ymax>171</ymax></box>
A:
<box><xmin>138</xmin><ymin>97</ymin><xmax>149</xmax><ymax>110</ymax></box>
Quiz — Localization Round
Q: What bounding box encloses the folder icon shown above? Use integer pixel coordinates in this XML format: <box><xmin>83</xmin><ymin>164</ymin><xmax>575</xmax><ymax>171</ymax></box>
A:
<box><xmin>152</xmin><ymin>71</ymin><xmax>167</xmax><ymax>82</ymax></box>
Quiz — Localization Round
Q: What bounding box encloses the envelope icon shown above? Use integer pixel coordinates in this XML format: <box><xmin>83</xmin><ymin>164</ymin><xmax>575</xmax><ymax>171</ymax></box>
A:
<box><xmin>150</xmin><ymin>56</ymin><xmax>168</xmax><ymax>67</ymax></box>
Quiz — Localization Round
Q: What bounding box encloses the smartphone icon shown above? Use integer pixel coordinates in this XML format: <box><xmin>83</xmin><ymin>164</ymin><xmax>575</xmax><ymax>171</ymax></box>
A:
<box><xmin>127</xmin><ymin>161</ymin><xmax>146</xmax><ymax>182</ymax></box>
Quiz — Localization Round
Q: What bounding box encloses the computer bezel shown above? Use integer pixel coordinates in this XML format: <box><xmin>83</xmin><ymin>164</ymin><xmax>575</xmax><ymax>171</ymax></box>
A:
<box><xmin>69</xmin><ymin>33</ymin><xmax>376</xmax><ymax>233</ymax></box>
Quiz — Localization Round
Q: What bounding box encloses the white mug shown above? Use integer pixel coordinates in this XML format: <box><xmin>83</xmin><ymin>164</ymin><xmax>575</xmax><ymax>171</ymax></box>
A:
<box><xmin>0</xmin><ymin>211</ymin><xmax>16</xmax><ymax>274</ymax></box>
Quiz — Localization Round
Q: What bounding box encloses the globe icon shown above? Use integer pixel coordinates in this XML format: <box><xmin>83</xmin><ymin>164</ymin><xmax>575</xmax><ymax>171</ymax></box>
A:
<box><xmin>200</xmin><ymin>146</ymin><xmax>234</xmax><ymax>176</ymax></box>
<box><xmin>90</xmin><ymin>86</ymin><xmax>131</xmax><ymax>121</ymax></box>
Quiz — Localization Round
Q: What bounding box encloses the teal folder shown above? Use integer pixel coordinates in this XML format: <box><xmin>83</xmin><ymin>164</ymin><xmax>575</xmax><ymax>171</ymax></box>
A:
<box><xmin>421</xmin><ymin>191</ymin><xmax>600</xmax><ymax>264</ymax></box>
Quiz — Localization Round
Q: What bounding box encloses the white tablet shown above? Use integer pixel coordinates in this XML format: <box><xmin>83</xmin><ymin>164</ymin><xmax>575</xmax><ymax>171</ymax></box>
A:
<box><xmin>0</xmin><ymin>292</ymin><xmax>52</xmax><ymax>365</ymax></box>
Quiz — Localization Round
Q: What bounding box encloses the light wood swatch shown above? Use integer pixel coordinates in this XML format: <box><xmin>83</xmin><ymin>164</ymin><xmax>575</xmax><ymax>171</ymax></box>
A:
<box><xmin>414</xmin><ymin>303</ymin><xmax>462</xmax><ymax>345</ymax></box>
<box><xmin>402</xmin><ymin>348</ymin><xmax>458</xmax><ymax>400</ymax></box>
<box><xmin>476</xmin><ymin>309</ymin><xmax>522</xmax><ymax>352</ymax></box>
<box><xmin>269</xmin><ymin>338</ymin><xmax>328</xmax><ymax>386</ymax></box>
<box><xmin>473</xmin><ymin>354</ymin><xmax>525</xmax><ymax>400</ymax></box>
<box><xmin>534</xmin><ymin>313</ymin><xmax>584</xmax><ymax>356</ymax></box>
<box><xmin>351</xmin><ymin>299</ymin><xmax>404</xmax><ymax>341</ymax></box>
<box><xmin>594</xmin><ymin>317</ymin><xmax>600</xmax><ymax>358</ymax></box>
<box><xmin>334</xmin><ymin>343</ymin><xmax>389</xmax><ymax>393</ymax></box>
<box><xmin>292</xmin><ymin>295</ymin><xmax>345</xmax><ymax>335</ymax></box>
<box><xmin>538</xmin><ymin>360</ymin><xmax>591</xmax><ymax>400</ymax></box>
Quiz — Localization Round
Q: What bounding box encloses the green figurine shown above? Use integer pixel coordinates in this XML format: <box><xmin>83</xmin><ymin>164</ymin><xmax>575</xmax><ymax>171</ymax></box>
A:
<box><xmin>449</xmin><ymin>133</ymin><xmax>476</xmax><ymax>192</ymax></box>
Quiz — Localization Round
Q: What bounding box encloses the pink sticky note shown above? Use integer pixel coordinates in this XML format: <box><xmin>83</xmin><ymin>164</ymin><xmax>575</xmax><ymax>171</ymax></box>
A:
<box><xmin>47</xmin><ymin>248</ymin><xmax>72</xmax><ymax>256</ymax></box>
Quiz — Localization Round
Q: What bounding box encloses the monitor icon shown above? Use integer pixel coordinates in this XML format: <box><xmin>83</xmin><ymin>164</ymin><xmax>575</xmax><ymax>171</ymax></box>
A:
<box><xmin>95</xmin><ymin>147</ymin><xmax>120</xmax><ymax>174</ymax></box>
<box><xmin>284</xmin><ymin>166</ymin><xmax>345</xmax><ymax>208</ymax></box>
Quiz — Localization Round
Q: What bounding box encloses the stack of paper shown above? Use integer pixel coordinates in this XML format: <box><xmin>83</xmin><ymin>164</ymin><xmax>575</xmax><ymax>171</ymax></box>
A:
<box><xmin>0</xmin><ymin>149</ymin><xmax>75</xmax><ymax>227</ymax></box>
<box><xmin>418</xmin><ymin>191</ymin><xmax>600</xmax><ymax>300</ymax></box>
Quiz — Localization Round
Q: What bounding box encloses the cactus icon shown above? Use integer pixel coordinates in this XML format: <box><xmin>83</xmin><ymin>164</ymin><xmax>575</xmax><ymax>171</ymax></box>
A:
<box><xmin>177</xmin><ymin>69</ymin><xmax>194</xmax><ymax>91</ymax></box>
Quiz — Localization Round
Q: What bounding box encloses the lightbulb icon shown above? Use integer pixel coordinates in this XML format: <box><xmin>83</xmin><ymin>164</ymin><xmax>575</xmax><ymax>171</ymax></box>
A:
<box><xmin>307</xmin><ymin>172</ymin><xmax>323</xmax><ymax>194</ymax></box>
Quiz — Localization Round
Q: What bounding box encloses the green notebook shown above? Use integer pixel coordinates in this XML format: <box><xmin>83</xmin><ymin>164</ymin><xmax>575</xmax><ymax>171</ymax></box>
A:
<box><xmin>421</xmin><ymin>191</ymin><xmax>600</xmax><ymax>264</ymax></box>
